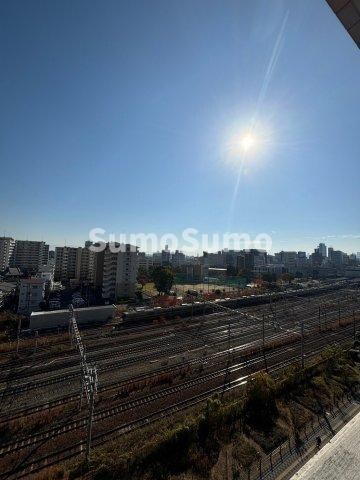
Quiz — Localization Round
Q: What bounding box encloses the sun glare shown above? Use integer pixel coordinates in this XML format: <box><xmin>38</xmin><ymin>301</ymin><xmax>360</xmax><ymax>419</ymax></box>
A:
<box><xmin>240</xmin><ymin>133</ymin><xmax>256</xmax><ymax>152</ymax></box>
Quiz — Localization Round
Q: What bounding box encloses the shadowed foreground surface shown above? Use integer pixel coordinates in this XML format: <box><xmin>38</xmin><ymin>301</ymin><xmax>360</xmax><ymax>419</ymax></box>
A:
<box><xmin>291</xmin><ymin>410</ymin><xmax>360</xmax><ymax>480</ymax></box>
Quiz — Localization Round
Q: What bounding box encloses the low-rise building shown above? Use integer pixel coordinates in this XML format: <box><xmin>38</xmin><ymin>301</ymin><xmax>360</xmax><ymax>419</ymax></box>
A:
<box><xmin>17</xmin><ymin>278</ymin><xmax>45</xmax><ymax>314</ymax></box>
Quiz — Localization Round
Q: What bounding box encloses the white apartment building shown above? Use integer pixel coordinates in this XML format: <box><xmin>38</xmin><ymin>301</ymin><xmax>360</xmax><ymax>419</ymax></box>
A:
<box><xmin>54</xmin><ymin>246</ymin><xmax>79</xmax><ymax>282</ymax></box>
<box><xmin>102</xmin><ymin>244</ymin><xmax>139</xmax><ymax>300</ymax></box>
<box><xmin>11</xmin><ymin>240</ymin><xmax>49</xmax><ymax>274</ymax></box>
<box><xmin>17</xmin><ymin>278</ymin><xmax>46</xmax><ymax>314</ymax></box>
<box><xmin>54</xmin><ymin>244</ymin><xmax>94</xmax><ymax>283</ymax></box>
<box><xmin>0</xmin><ymin>237</ymin><xmax>15</xmax><ymax>271</ymax></box>
<box><xmin>77</xmin><ymin>245</ymin><xmax>95</xmax><ymax>282</ymax></box>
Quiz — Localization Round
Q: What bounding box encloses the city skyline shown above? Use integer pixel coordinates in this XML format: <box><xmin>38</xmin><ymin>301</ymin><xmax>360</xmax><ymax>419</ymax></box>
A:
<box><xmin>1</xmin><ymin>1</ymin><xmax>359</xmax><ymax>254</ymax></box>
<box><xmin>0</xmin><ymin>232</ymin><xmax>359</xmax><ymax>256</ymax></box>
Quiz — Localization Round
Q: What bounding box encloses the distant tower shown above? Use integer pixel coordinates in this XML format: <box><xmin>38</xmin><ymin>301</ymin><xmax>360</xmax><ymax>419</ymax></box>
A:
<box><xmin>318</xmin><ymin>243</ymin><xmax>327</xmax><ymax>258</ymax></box>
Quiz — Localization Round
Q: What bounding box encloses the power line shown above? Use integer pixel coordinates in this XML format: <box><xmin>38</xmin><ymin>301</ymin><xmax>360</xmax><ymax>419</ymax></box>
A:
<box><xmin>68</xmin><ymin>305</ymin><xmax>98</xmax><ymax>463</ymax></box>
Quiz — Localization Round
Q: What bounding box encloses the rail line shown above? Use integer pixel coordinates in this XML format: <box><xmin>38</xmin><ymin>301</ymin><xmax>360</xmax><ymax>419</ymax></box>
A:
<box><xmin>0</xmin><ymin>325</ymin><xmax>354</xmax><ymax>461</ymax></box>
<box><xmin>0</xmin><ymin>331</ymin><xmax>352</xmax><ymax>480</ymax></box>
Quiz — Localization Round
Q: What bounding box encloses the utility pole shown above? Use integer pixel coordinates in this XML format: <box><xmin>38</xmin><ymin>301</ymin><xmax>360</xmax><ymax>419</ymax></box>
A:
<box><xmin>34</xmin><ymin>330</ymin><xmax>39</xmax><ymax>354</ymax></box>
<box><xmin>324</xmin><ymin>306</ymin><xmax>327</xmax><ymax>330</ymax></box>
<box><xmin>300</xmin><ymin>321</ymin><xmax>305</xmax><ymax>369</ymax></box>
<box><xmin>222</xmin><ymin>317</ymin><xmax>231</xmax><ymax>398</ymax></box>
<box><xmin>318</xmin><ymin>305</ymin><xmax>321</xmax><ymax>333</ymax></box>
<box><xmin>16</xmin><ymin>316</ymin><xmax>22</xmax><ymax>354</ymax></box>
<box><xmin>69</xmin><ymin>305</ymin><xmax>98</xmax><ymax>462</ymax></box>
<box><xmin>353</xmin><ymin>309</ymin><xmax>357</xmax><ymax>342</ymax></box>
<box><xmin>262</xmin><ymin>314</ymin><xmax>268</xmax><ymax>372</ymax></box>
<box><xmin>86</xmin><ymin>366</ymin><xmax>97</xmax><ymax>463</ymax></box>
<box><xmin>338</xmin><ymin>301</ymin><xmax>341</xmax><ymax>327</ymax></box>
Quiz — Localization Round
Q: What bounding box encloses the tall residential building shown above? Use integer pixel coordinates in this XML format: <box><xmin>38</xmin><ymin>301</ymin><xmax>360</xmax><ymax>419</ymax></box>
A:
<box><xmin>11</xmin><ymin>240</ymin><xmax>49</xmax><ymax>274</ymax></box>
<box><xmin>17</xmin><ymin>278</ymin><xmax>45</xmax><ymax>314</ymax></box>
<box><xmin>54</xmin><ymin>243</ymin><xmax>94</xmax><ymax>283</ymax></box>
<box><xmin>54</xmin><ymin>246</ymin><xmax>79</xmax><ymax>282</ymax></box>
<box><xmin>77</xmin><ymin>244</ymin><xmax>95</xmax><ymax>283</ymax></box>
<box><xmin>92</xmin><ymin>245</ymin><xmax>106</xmax><ymax>288</ymax></box>
<box><xmin>0</xmin><ymin>237</ymin><xmax>15</xmax><ymax>271</ymax></box>
<box><xmin>102</xmin><ymin>244</ymin><xmax>139</xmax><ymax>300</ymax></box>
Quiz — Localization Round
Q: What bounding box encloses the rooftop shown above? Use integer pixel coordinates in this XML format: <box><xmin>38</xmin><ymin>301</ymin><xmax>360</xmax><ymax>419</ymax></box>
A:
<box><xmin>326</xmin><ymin>0</ymin><xmax>360</xmax><ymax>48</ymax></box>
<box><xmin>30</xmin><ymin>304</ymin><xmax>116</xmax><ymax>317</ymax></box>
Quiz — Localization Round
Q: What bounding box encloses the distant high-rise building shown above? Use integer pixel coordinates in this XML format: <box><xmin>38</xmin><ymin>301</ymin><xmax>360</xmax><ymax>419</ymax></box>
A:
<box><xmin>318</xmin><ymin>243</ymin><xmax>327</xmax><ymax>258</ymax></box>
<box><xmin>297</xmin><ymin>251</ymin><xmax>307</xmax><ymax>267</ymax></box>
<box><xmin>138</xmin><ymin>252</ymin><xmax>153</xmax><ymax>271</ymax></box>
<box><xmin>171</xmin><ymin>250</ymin><xmax>186</xmax><ymax>268</ymax></box>
<box><xmin>0</xmin><ymin>237</ymin><xmax>15</xmax><ymax>271</ymax></box>
<box><xmin>161</xmin><ymin>249</ymin><xmax>171</xmax><ymax>265</ymax></box>
<box><xmin>102</xmin><ymin>244</ymin><xmax>139</xmax><ymax>300</ymax></box>
<box><xmin>11</xmin><ymin>240</ymin><xmax>49</xmax><ymax>274</ymax></box>
<box><xmin>276</xmin><ymin>251</ymin><xmax>297</xmax><ymax>269</ymax></box>
<box><xmin>332</xmin><ymin>250</ymin><xmax>346</xmax><ymax>267</ymax></box>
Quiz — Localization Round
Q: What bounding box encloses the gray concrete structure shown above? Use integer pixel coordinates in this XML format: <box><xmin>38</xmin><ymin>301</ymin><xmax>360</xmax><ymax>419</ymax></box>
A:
<box><xmin>29</xmin><ymin>304</ymin><xmax>116</xmax><ymax>330</ymax></box>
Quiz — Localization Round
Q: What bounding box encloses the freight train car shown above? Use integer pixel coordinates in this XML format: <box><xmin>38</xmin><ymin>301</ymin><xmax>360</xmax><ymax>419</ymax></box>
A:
<box><xmin>121</xmin><ymin>281</ymin><xmax>350</xmax><ymax>327</ymax></box>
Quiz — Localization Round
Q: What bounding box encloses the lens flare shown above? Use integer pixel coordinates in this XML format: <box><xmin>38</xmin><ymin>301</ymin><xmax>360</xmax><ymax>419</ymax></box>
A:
<box><xmin>240</xmin><ymin>133</ymin><xmax>256</xmax><ymax>152</ymax></box>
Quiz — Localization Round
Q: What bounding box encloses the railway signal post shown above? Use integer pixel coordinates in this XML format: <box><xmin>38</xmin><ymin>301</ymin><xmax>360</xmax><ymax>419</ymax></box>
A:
<box><xmin>300</xmin><ymin>321</ymin><xmax>305</xmax><ymax>369</ymax></box>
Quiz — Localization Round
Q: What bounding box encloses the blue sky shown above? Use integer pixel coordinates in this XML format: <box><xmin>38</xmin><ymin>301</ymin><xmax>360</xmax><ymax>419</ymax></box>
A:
<box><xmin>0</xmin><ymin>0</ymin><xmax>359</xmax><ymax>254</ymax></box>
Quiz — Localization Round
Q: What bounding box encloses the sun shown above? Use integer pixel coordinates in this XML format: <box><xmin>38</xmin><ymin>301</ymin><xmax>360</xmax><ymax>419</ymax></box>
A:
<box><xmin>227</xmin><ymin>131</ymin><xmax>259</xmax><ymax>158</ymax></box>
<box><xmin>240</xmin><ymin>133</ymin><xmax>256</xmax><ymax>152</ymax></box>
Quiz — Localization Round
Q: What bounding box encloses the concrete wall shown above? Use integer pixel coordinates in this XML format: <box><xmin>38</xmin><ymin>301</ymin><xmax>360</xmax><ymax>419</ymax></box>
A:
<box><xmin>30</xmin><ymin>305</ymin><xmax>115</xmax><ymax>330</ymax></box>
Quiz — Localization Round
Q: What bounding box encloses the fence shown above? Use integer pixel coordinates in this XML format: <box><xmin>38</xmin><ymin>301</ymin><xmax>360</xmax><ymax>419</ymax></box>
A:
<box><xmin>231</xmin><ymin>395</ymin><xmax>355</xmax><ymax>480</ymax></box>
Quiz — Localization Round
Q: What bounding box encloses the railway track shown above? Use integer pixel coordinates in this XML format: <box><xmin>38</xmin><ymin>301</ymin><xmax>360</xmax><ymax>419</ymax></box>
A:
<box><xmin>0</xmin><ymin>325</ymin><xmax>354</xmax><ymax>461</ymax></box>
<box><xmin>0</xmin><ymin>330</ymin><xmax>353</xmax><ymax>480</ymax></box>
<box><xmin>0</xmin><ymin>302</ymin><xmax>356</xmax><ymax>407</ymax></box>
<box><xmin>0</xmin><ymin>289</ymin><xmax>357</xmax><ymax>479</ymax></box>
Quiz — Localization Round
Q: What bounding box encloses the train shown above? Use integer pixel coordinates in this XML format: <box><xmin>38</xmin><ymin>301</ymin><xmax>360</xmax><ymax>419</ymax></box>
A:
<box><xmin>121</xmin><ymin>280</ymin><xmax>354</xmax><ymax>327</ymax></box>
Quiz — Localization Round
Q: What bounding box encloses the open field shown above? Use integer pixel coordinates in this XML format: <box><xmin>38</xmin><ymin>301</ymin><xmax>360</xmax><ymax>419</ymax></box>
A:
<box><xmin>0</xmin><ymin>284</ymin><xmax>359</xmax><ymax>478</ymax></box>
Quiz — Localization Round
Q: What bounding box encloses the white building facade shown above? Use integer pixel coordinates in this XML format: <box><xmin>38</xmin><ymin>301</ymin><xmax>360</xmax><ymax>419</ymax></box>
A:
<box><xmin>0</xmin><ymin>237</ymin><xmax>15</xmax><ymax>271</ymax></box>
<box><xmin>11</xmin><ymin>240</ymin><xmax>49</xmax><ymax>274</ymax></box>
<box><xmin>18</xmin><ymin>278</ymin><xmax>46</xmax><ymax>314</ymax></box>
<box><xmin>102</xmin><ymin>244</ymin><xmax>139</xmax><ymax>300</ymax></box>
